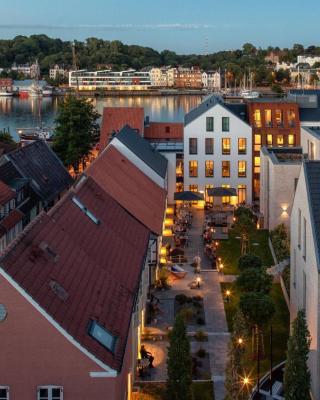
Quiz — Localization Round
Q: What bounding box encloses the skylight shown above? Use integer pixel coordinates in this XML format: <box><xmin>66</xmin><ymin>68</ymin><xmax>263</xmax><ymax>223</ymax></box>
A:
<box><xmin>72</xmin><ymin>196</ymin><xmax>100</xmax><ymax>225</ymax></box>
<box><xmin>88</xmin><ymin>320</ymin><xmax>117</xmax><ymax>353</ymax></box>
<box><xmin>49</xmin><ymin>280</ymin><xmax>69</xmax><ymax>302</ymax></box>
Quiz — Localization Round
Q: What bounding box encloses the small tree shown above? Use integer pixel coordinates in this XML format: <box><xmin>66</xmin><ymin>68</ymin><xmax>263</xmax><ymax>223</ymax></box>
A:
<box><xmin>238</xmin><ymin>254</ymin><xmax>262</xmax><ymax>271</ymax></box>
<box><xmin>166</xmin><ymin>314</ymin><xmax>193</xmax><ymax>400</ymax></box>
<box><xmin>284</xmin><ymin>310</ymin><xmax>311</xmax><ymax>400</ymax></box>
<box><xmin>233</xmin><ymin>209</ymin><xmax>256</xmax><ymax>256</ymax></box>
<box><xmin>53</xmin><ymin>95</ymin><xmax>100</xmax><ymax>174</ymax></box>
<box><xmin>236</xmin><ymin>267</ymin><xmax>272</xmax><ymax>294</ymax></box>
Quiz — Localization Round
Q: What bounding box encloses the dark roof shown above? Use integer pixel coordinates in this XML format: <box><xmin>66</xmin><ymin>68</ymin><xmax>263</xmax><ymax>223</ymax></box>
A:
<box><xmin>299</xmin><ymin>108</ymin><xmax>320</xmax><ymax>122</ymax></box>
<box><xmin>304</xmin><ymin>161</ymin><xmax>320</xmax><ymax>268</ymax></box>
<box><xmin>4</xmin><ymin>141</ymin><xmax>73</xmax><ymax>204</ymax></box>
<box><xmin>0</xmin><ymin>181</ymin><xmax>15</xmax><ymax>205</ymax></box>
<box><xmin>0</xmin><ymin>176</ymin><xmax>150</xmax><ymax>372</ymax></box>
<box><xmin>86</xmin><ymin>145</ymin><xmax>167</xmax><ymax>235</ymax></box>
<box><xmin>207</xmin><ymin>187</ymin><xmax>237</xmax><ymax>197</ymax></box>
<box><xmin>184</xmin><ymin>95</ymin><xmax>250</xmax><ymax>126</ymax></box>
<box><xmin>174</xmin><ymin>191</ymin><xmax>204</xmax><ymax>201</ymax></box>
<box><xmin>115</xmin><ymin>125</ymin><xmax>168</xmax><ymax>179</ymax></box>
<box><xmin>303</xmin><ymin>126</ymin><xmax>320</xmax><ymax>139</ymax></box>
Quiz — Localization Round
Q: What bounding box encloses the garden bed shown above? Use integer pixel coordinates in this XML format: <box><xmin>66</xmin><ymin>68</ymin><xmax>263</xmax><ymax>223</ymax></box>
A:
<box><xmin>174</xmin><ymin>294</ymin><xmax>205</xmax><ymax>326</ymax></box>
<box><xmin>192</xmin><ymin>350</ymin><xmax>211</xmax><ymax>380</ymax></box>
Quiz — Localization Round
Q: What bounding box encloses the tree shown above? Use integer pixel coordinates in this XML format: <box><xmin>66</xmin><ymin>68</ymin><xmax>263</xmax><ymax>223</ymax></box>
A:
<box><xmin>284</xmin><ymin>310</ymin><xmax>311</xmax><ymax>400</ymax></box>
<box><xmin>240</xmin><ymin>292</ymin><xmax>275</xmax><ymax>328</ymax></box>
<box><xmin>166</xmin><ymin>314</ymin><xmax>193</xmax><ymax>400</ymax></box>
<box><xmin>233</xmin><ymin>208</ymin><xmax>256</xmax><ymax>255</ymax></box>
<box><xmin>238</xmin><ymin>254</ymin><xmax>262</xmax><ymax>271</ymax></box>
<box><xmin>53</xmin><ymin>96</ymin><xmax>100</xmax><ymax>173</ymax></box>
<box><xmin>236</xmin><ymin>267</ymin><xmax>272</xmax><ymax>294</ymax></box>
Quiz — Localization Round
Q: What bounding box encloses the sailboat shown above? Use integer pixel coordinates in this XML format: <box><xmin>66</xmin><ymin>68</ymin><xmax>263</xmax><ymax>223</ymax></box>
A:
<box><xmin>29</xmin><ymin>60</ymin><xmax>43</xmax><ymax>97</ymax></box>
<box><xmin>240</xmin><ymin>71</ymin><xmax>260</xmax><ymax>99</ymax></box>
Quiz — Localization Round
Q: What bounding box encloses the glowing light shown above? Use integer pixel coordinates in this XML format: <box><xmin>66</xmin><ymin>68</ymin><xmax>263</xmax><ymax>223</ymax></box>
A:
<box><xmin>238</xmin><ymin>338</ymin><xmax>243</xmax><ymax>345</ymax></box>
<box><xmin>160</xmin><ymin>247</ymin><xmax>167</xmax><ymax>255</ymax></box>
<box><xmin>165</xmin><ymin>218</ymin><xmax>174</xmax><ymax>226</ymax></box>
<box><xmin>160</xmin><ymin>257</ymin><xmax>167</xmax><ymax>264</ymax></box>
<box><xmin>166</xmin><ymin>207</ymin><xmax>174</xmax><ymax>214</ymax></box>
<box><xmin>220</xmin><ymin>263</ymin><xmax>224</xmax><ymax>270</ymax></box>
<box><xmin>225</xmin><ymin>290</ymin><xmax>231</xmax><ymax>296</ymax></box>
<box><xmin>163</xmin><ymin>229</ymin><xmax>172</xmax><ymax>237</ymax></box>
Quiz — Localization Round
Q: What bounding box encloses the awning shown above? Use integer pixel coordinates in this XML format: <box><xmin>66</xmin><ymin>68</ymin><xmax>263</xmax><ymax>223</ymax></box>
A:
<box><xmin>207</xmin><ymin>187</ymin><xmax>237</xmax><ymax>197</ymax></box>
<box><xmin>174</xmin><ymin>191</ymin><xmax>204</xmax><ymax>201</ymax></box>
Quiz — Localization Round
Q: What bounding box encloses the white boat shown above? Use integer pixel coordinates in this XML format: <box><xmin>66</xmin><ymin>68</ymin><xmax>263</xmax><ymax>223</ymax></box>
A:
<box><xmin>42</xmin><ymin>86</ymin><xmax>53</xmax><ymax>96</ymax></box>
<box><xmin>0</xmin><ymin>90</ymin><xmax>13</xmax><ymax>97</ymax></box>
<box><xmin>17</xmin><ymin>127</ymin><xmax>54</xmax><ymax>145</ymax></box>
<box><xmin>241</xmin><ymin>90</ymin><xmax>260</xmax><ymax>99</ymax></box>
<box><xmin>29</xmin><ymin>84</ymin><xmax>43</xmax><ymax>97</ymax></box>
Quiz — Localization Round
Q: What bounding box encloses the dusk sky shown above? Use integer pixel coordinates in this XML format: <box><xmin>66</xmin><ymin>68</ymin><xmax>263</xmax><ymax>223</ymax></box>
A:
<box><xmin>1</xmin><ymin>0</ymin><xmax>319</xmax><ymax>53</ymax></box>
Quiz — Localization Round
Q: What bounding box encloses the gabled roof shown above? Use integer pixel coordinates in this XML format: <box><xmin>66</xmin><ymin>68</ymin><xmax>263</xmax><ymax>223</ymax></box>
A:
<box><xmin>0</xmin><ymin>176</ymin><xmax>150</xmax><ymax>372</ymax></box>
<box><xmin>0</xmin><ymin>181</ymin><xmax>15</xmax><ymax>205</ymax></box>
<box><xmin>86</xmin><ymin>145</ymin><xmax>167</xmax><ymax>235</ymax></box>
<box><xmin>4</xmin><ymin>141</ymin><xmax>73</xmax><ymax>204</ymax></box>
<box><xmin>99</xmin><ymin>107</ymin><xmax>145</xmax><ymax>151</ymax></box>
<box><xmin>115</xmin><ymin>125</ymin><xmax>168</xmax><ymax>179</ymax></box>
<box><xmin>304</xmin><ymin>161</ymin><xmax>320</xmax><ymax>268</ymax></box>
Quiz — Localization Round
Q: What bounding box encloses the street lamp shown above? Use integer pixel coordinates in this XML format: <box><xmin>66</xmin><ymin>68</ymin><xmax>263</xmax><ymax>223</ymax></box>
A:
<box><xmin>196</xmin><ymin>276</ymin><xmax>201</xmax><ymax>288</ymax></box>
<box><xmin>237</xmin><ymin>337</ymin><xmax>244</xmax><ymax>346</ymax></box>
<box><xmin>225</xmin><ymin>289</ymin><xmax>231</xmax><ymax>302</ymax></box>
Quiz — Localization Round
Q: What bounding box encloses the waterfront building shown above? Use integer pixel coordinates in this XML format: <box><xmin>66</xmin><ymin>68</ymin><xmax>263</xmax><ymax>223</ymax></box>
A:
<box><xmin>49</xmin><ymin>64</ymin><xmax>68</xmax><ymax>80</ymax></box>
<box><xmin>184</xmin><ymin>95</ymin><xmax>252</xmax><ymax>206</ymax></box>
<box><xmin>202</xmin><ymin>71</ymin><xmax>221</xmax><ymax>90</ymax></box>
<box><xmin>69</xmin><ymin>69</ymin><xmax>152</xmax><ymax>91</ymax></box>
<box><xmin>174</xmin><ymin>67</ymin><xmax>203</xmax><ymax>89</ymax></box>
<box><xmin>247</xmin><ymin>99</ymin><xmax>300</xmax><ymax>199</ymax></box>
<box><xmin>260</xmin><ymin>147</ymin><xmax>302</xmax><ymax>230</ymax></box>
<box><xmin>297</xmin><ymin>55</ymin><xmax>320</xmax><ymax>67</ymax></box>
<box><xmin>11</xmin><ymin>62</ymin><xmax>39</xmax><ymax>79</ymax></box>
<box><xmin>290</xmin><ymin>160</ymin><xmax>320</xmax><ymax>400</ymax></box>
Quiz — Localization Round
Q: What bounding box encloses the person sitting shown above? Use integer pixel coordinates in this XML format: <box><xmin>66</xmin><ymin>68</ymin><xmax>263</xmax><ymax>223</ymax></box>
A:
<box><xmin>140</xmin><ymin>345</ymin><xmax>154</xmax><ymax>367</ymax></box>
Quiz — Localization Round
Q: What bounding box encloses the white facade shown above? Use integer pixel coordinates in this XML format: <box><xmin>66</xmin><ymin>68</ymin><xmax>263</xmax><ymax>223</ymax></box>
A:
<box><xmin>290</xmin><ymin>161</ymin><xmax>320</xmax><ymax>399</ymax></box>
<box><xmin>301</xmin><ymin>126</ymin><xmax>320</xmax><ymax>159</ymax></box>
<box><xmin>297</xmin><ymin>55</ymin><xmax>320</xmax><ymax>66</ymax></box>
<box><xmin>275</xmin><ymin>62</ymin><xmax>295</xmax><ymax>71</ymax></box>
<box><xmin>202</xmin><ymin>71</ymin><xmax>221</xmax><ymax>90</ymax></box>
<box><xmin>184</xmin><ymin>101</ymin><xmax>252</xmax><ymax>205</ymax></box>
<box><xmin>260</xmin><ymin>147</ymin><xmax>302</xmax><ymax>230</ymax></box>
<box><xmin>49</xmin><ymin>65</ymin><xmax>68</xmax><ymax>80</ymax></box>
<box><xmin>150</xmin><ymin>67</ymin><xmax>176</xmax><ymax>87</ymax></box>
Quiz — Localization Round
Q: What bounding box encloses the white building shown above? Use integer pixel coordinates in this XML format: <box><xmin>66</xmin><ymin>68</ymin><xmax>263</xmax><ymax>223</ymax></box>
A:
<box><xmin>260</xmin><ymin>147</ymin><xmax>302</xmax><ymax>230</ymax></box>
<box><xmin>184</xmin><ymin>95</ymin><xmax>252</xmax><ymax>205</ymax></box>
<box><xmin>69</xmin><ymin>69</ymin><xmax>152</xmax><ymax>91</ymax></box>
<box><xmin>290</xmin><ymin>160</ymin><xmax>320</xmax><ymax>400</ymax></box>
<box><xmin>297</xmin><ymin>55</ymin><xmax>320</xmax><ymax>67</ymax></box>
<box><xmin>49</xmin><ymin>64</ymin><xmax>68</xmax><ymax>80</ymax></box>
<box><xmin>150</xmin><ymin>67</ymin><xmax>176</xmax><ymax>87</ymax></box>
<box><xmin>202</xmin><ymin>71</ymin><xmax>221</xmax><ymax>90</ymax></box>
<box><xmin>301</xmin><ymin>126</ymin><xmax>320</xmax><ymax>159</ymax></box>
<box><xmin>275</xmin><ymin>62</ymin><xmax>295</xmax><ymax>71</ymax></box>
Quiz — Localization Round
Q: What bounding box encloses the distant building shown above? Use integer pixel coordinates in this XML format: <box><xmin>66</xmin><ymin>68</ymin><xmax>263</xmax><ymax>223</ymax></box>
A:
<box><xmin>202</xmin><ymin>71</ymin><xmax>221</xmax><ymax>90</ymax></box>
<box><xmin>174</xmin><ymin>67</ymin><xmax>203</xmax><ymax>89</ymax></box>
<box><xmin>297</xmin><ymin>55</ymin><xmax>320</xmax><ymax>67</ymax></box>
<box><xmin>265</xmin><ymin>51</ymin><xmax>281</xmax><ymax>64</ymax></box>
<box><xmin>275</xmin><ymin>62</ymin><xmax>295</xmax><ymax>71</ymax></box>
<box><xmin>49</xmin><ymin>64</ymin><xmax>68</xmax><ymax>80</ymax></box>
<box><xmin>11</xmin><ymin>62</ymin><xmax>39</xmax><ymax>78</ymax></box>
<box><xmin>69</xmin><ymin>69</ymin><xmax>152</xmax><ymax>91</ymax></box>
<box><xmin>260</xmin><ymin>147</ymin><xmax>302</xmax><ymax>230</ymax></box>
<box><xmin>0</xmin><ymin>78</ymin><xmax>13</xmax><ymax>92</ymax></box>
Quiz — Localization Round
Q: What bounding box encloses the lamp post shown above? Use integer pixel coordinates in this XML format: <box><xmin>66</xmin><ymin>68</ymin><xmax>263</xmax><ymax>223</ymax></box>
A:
<box><xmin>196</xmin><ymin>276</ymin><xmax>201</xmax><ymax>288</ymax></box>
<box><xmin>225</xmin><ymin>289</ymin><xmax>231</xmax><ymax>303</ymax></box>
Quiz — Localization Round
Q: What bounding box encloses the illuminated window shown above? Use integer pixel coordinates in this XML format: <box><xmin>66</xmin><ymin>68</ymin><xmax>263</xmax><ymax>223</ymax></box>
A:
<box><xmin>222</xmin><ymin>184</ymin><xmax>230</xmax><ymax>204</ymax></box>
<box><xmin>277</xmin><ymin>135</ymin><xmax>284</xmax><ymax>146</ymax></box>
<box><xmin>254</xmin><ymin>156</ymin><xmax>260</xmax><ymax>174</ymax></box>
<box><xmin>206</xmin><ymin>117</ymin><xmax>214</xmax><ymax>131</ymax></box>
<box><xmin>267</xmin><ymin>134</ymin><xmax>273</xmax><ymax>147</ymax></box>
<box><xmin>222</xmin><ymin>161</ymin><xmax>230</xmax><ymax>177</ymax></box>
<box><xmin>189</xmin><ymin>161</ymin><xmax>198</xmax><ymax>177</ymax></box>
<box><xmin>176</xmin><ymin>160</ymin><xmax>183</xmax><ymax>177</ymax></box>
<box><xmin>189</xmin><ymin>138</ymin><xmax>197</xmax><ymax>154</ymax></box>
<box><xmin>309</xmin><ymin>141</ymin><xmax>315</xmax><ymax>160</ymax></box>
<box><xmin>238</xmin><ymin>138</ymin><xmax>247</xmax><ymax>154</ymax></box>
<box><xmin>222</xmin><ymin>138</ymin><xmax>231</xmax><ymax>155</ymax></box>
<box><xmin>287</xmin><ymin>110</ymin><xmax>296</xmax><ymax>127</ymax></box>
<box><xmin>253</xmin><ymin>109</ymin><xmax>262</xmax><ymax>128</ymax></box>
<box><xmin>205</xmin><ymin>138</ymin><xmax>214</xmax><ymax>154</ymax></box>
<box><xmin>176</xmin><ymin>182</ymin><xmax>183</xmax><ymax>192</ymax></box>
<box><xmin>205</xmin><ymin>184</ymin><xmax>213</xmax><ymax>204</ymax></box>
<box><xmin>238</xmin><ymin>185</ymin><xmax>247</xmax><ymax>204</ymax></box>
<box><xmin>265</xmin><ymin>109</ymin><xmax>272</xmax><ymax>127</ymax></box>
<box><xmin>205</xmin><ymin>160</ymin><xmax>214</xmax><ymax>177</ymax></box>
<box><xmin>288</xmin><ymin>134</ymin><xmax>295</xmax><ymax>146</ymax></box>
<box><xmin>222</xmin><ymin>117</ymin><xmax>230</xmax><ymax>132</ymax></box>
<box><xmin>275</xmin><ymin>109</ymin><xmax>283</xmax><ymax>127</ymax></box>
<box><xmin>189</xmin><ymin>184</ymin><xmax>198</xmax><ymax>192</ymax></box>
<box><xmin>238</xmin><ymin>161</ymin><xmax>247</xmax><ymax>177</ymax></box>
<box><xmin>254</xmin><ymin>134</ymin><xmax>261</xmax><ymax>152</ymax></box>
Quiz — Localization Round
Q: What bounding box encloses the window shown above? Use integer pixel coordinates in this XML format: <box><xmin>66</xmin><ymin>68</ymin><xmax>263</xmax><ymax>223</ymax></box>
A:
<box><xmin>205</xmin><ymin>160</ymin><xmax>214</xmax><ymax>177</ymax></box>
<box><xmin>275</xmin><ymin>109</ymin><xmax>283</xmax><ymax>127</ymax></box>
<box><xmin>254</xmin><ymin>134</ymin><xmax>261</xmax><ymax>152</ymax></box>
<box><xmin>205</xmin><ymin>184</ymin><xmax>213</xmax><ymax>204</ymax></box>
<box><xmin>206</xmin><ymin>116</ymin><xmax>214</xmax><ymax>131</ymax></box>
<box><xmin>310</xmin><ymin>141</ymin><xmax>315</xmax><ymax>160</ymax></box>
<box><xmin>88</xmin><ymin>320</ymin><xmax>117</xmax><ymax>352</ymax></box>
<box><xmin>222</xmin><ymin>184</ymin><xmax>230</xmax><ymax>204</ymax></box>
<box><xmin>254</xmin><ymin>156</ymin><xmax>260</xmax><ymax>174</ymax></box>
<box><xmin>165</xmin><ymin>126</ymin><xmax>170</xmax><ymax>133</ymax></box>
<box><xmin>72</xmin><ymin>196</ymin><xmax>100</xmax><ymax>225</ymax></box>
<box><xmin>0</xmin><ymin>387</ymin><xmax>8</xmax><ymax>400</ymax></box>
<box><xmin>189</xmin><ymin>184</ymin><xmax>198</xmax><ymax>192</ymax></box>
<box><xmin>238</xmin><ymin>138</ymin><xmax>247</xmax><ymax>154</ymax></box>
<box><xmin>222</xmin><ymin>138</ymin><xmax>231</xmax><ymax>155</ymax></box>
<box><xmin>288</xmin><ymin>134</ymin><xmax>295</xmax><ymax>146</ymax></box>
<box><xmin>222</xmin><ymin>161</ymin><xmax>230</xmax><ymax>177</ymax></box>
<box><xmin>276</xmin><ymin>135</ymin><xmax>284</xmax><ymax>146</ymax></box>
<box><xmin>238</xmin><ymin>161</ymin><xmax>247</xmax><ymax>177</ymax></box>
<box><xmin>303</xmin><ymin>217</ymin><xmax>307</xmax><ymax>260</ymax></box>
<box><xmin>222</xmin><ymin>117</ymin><xmax>230</xmax><ymax>132</ymax></box>
<box><xmin>189</xmin><ymin>161</ymin><xmax>198</xmax><ymax>177</ymax></box>
<box><xmin>238</xmin><ymin>185</ymin><xmax>247</xmax><ymax>204</ymax></box>
<box><xmin>298</xmin><ymin>208</ymin><xmax>301</xmax><ymax>248</ymax></box>
<box><xmin>265</xmin><ymin>109</ymin><xmax>272</xmax><ymax>127</ymax></box>
<box><xmin>287</xmin><ymin>110</ymin><xmax>296</xmax><ymax>127</ymax></box>
<box><xmin>38</xmin><ymin>386</ymin><xmax>63</xmax><ymax>400</ymax></box>
<box><xmin>267</xmin><ymin>134</ymin><xmax>273</xmax><ymax>147</ymax></box>
<box><xmin>253</xmin><ymin>109</ymin><xmax>262</xmax><ymax>128</ymax></box>
<box><xmin>189</xmin><ymin>138</ymin><xmax>197</xmax><ymax>154</ymax></box>
<box><xmin>205</xmin><ymin>138</ymin><xmax>214</xmax><ymax>154</ymax></box>
<box><xmin>176</xmin><ymin>159</ymin><xmax>183</xmax><ymax>178</ymax></box>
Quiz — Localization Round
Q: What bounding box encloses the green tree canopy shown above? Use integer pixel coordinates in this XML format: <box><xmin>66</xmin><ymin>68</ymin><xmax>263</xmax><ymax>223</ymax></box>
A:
<box><xmin>236</xmin><ymin>267</ymin><xmax>272</xmax><ymax>294</ymax></box>
<box><xmin>239</xmin><ymin>292</ymin><xmax>275</xmax><ymax>328</ymax></box>
<box><xmin>238</xmin><ymin>254</ymin><xmax>263</xmax><ymax>271</ymax></box>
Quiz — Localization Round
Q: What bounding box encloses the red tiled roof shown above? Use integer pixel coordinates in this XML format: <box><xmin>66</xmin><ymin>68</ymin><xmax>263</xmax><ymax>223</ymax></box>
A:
<box><xmin>1</xmin><ymin>177</ymin><xmax>150</xmax><ymax>372</ymax></box>
<box><xmin>144</xmin><ymin>122</ymin><xmax>183</xmax><ymax>141</ymax></box>
<box><xmin>86</xmin><ymin>145</ymin><xmax>167</xmax><ymax>235</ymax></box>
<box><xmin>0</xmin><ymin>209</ymin><xmax>24</xmax><ymax>232</ymax></box>
<box><xmin>99</xmin><ymin>107</ymin><xmax>145</xmax><ymax>151</ymax></box>
<box><xmin>0</xmin><ymin>181</ymin><xmax>15</xmax><ymax>205</ymax></box>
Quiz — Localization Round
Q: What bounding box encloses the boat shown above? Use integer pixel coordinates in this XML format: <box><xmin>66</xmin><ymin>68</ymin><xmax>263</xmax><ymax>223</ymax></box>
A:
<box><xmin>42</xmin><ymin>86</ymin><xmax>53</xmax><ymax>96</ymax></box>
<box><xmin>241</xmin><ymin>90</ymin><xmax>260</xmax><ymax>99</ymax></box>
<box><xmin>0</xmin><ymin>90</ymin><xmax>13</xmax><ymax>97</ymax></box>
<box><xmin>17</xmin><ymin>127</ymin><xmax>54</xmax><ymax>145</ymax></box>
<box><xmin>29</xmin><ymin>83</ymin><xmax>43</xmax><ymax>97</ymax></box>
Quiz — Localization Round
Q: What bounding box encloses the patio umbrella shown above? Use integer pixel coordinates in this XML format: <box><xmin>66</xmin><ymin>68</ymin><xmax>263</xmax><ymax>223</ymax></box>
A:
<box><xmin>207</xmin><ymin>187</ymin><xmax>237</xmax><ymax>197</ymax></box>
<box><xmin>174</xmin><ymin>191</ymin><xmax>204</xmax><ymax>201</ymax></box>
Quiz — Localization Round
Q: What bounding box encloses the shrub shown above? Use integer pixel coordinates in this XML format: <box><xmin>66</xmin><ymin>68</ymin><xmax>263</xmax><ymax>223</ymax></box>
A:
<box><xmin>192</xmin><ymin>295</ymin><xmax>203</xmax><ymax>301</ymax></box>
<box><xmin>180</xmin><ymin>307</ymin><xmax>195</xmax><ymax>322</ymax></box>
<box><xmin>193</xmin><ymin>301</ymin><xmax>202</xmax><ymax>308</ymax></box>
<box><xmin>270</xmin><ymin>223</ymin><xmax>290</xmax><ymax>262</ymax></box>
<box><xmin>197</xmin><ymin>348</ymin><xmax>206</xmax><ymax>358</ymax></box>
<box><xmin>236</xmin><ymin>267</ymin><xmax>273</xmax><ymax>294</ymax></box>
<box><xmin>238</xmin><ymin>253</ymin><xmax>263</xmax><ymax>270</ymax></box>
<box><xmin>175</xmin><ymin>294</ymin><xmax>188</xmax><ymax>304</ymax></box>
<box><xmin>195</xmin><ymin>330</ymin><xmax>208</xmax><ymax>342</ymax></box>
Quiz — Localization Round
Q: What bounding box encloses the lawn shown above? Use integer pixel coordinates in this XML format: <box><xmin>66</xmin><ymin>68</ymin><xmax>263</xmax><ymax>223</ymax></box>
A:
<box><xmin>217</xmin><ymin>229</ymin><xmax>274</xmax><ymax>275</ymax></box>
<box><xmin>134</xmin><ymin>381</ymin><xmax>214</xmax><ymax>400</ymax></box>
<box><xmin>220</xmin><ymin>282</ymin><xmax>290</xmax><ymax>378</ymax></box>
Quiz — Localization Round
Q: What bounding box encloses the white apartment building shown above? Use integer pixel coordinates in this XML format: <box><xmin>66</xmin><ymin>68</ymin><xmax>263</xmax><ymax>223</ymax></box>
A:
<box><xmin>301</xmin><ymin>126</ymin><xmax>320</xmax><ymax>159</ymax></box>
<box><xmin>49</xmin><ymin>64</ymin><xmax>68</xmax><ymax>80</ymax></box>
<box><xmin>202</xmin><ymin>71</ymin><xmax>221</xmax><ymax>90</ymax></box>
<box><xmin>184</xmin><ymin>95</ymin><xmax>252</xmax><ymax>205</ymax></box>
<box><xmin>150</xmin><ymin>67</ymin><xmax>176</xmax><ymax>87</ymax></box>
<box><xmin>290</xmin><ymin>160</ymin><xmax>320</xmax><ymax>400</ymax></box>
<box><xmin>260</xmin><ymin>147</ymin><xmax>302</xmax><ymax>230</ymax></box>
<box><xmin>69</xmin><ymin>69</ymin><xmax>152</xmax><ymax>90</ymax></box>
<box><xmin>297</xmin><ymin>55</ymin><xmax>320</xmax><ymax>66</ymax></box>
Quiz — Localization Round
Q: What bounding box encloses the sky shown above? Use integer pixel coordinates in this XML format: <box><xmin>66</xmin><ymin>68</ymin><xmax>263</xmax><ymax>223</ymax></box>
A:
<box><xmin>0</xmin><ymin>0</ymin><xmax>319</xmax><ymax>54</ymax></box>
